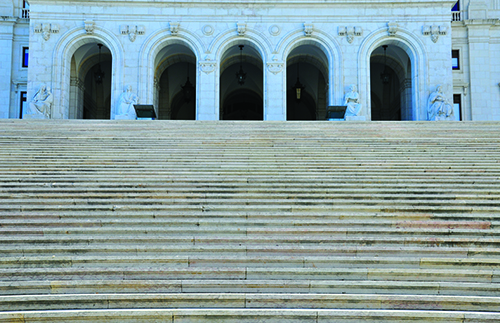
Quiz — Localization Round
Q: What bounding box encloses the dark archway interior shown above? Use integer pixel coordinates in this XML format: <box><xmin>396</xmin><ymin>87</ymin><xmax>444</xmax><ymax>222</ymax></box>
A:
<box><xmin>220</xmin><ymin>44</ymin><xmax>263</xmax><ymax>120</ymax></box>
<box><xmin>70</xmin><ymin>42</ymin><xmax>112</xmax><ymax>119</ymax></box>
<box><xmin>222</xmin><ymin>89</ymin><xmax>263</xmax><ymax>120</ymax></box>
<box><xmin>370</xmin><ymin>45</ymin><xmax>412</xmax><ymax>121</ymax></box>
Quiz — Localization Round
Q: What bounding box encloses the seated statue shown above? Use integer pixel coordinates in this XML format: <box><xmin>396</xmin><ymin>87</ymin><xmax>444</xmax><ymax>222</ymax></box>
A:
<box><xmin>343</xmin><ymin>84</ymin><xmax>362</xmax><ymax>117</ymax></box>
<box><xmin>427</xmin><ymin>85</ymin><xmax>454</xmax><ymax>121</ymax></box>
<box><xmin>26</xmin><ymin>85</ymin><xmax>53</xmax><ymax>118</ymax></box>
<box><xmin>116</xmin><ymin>85</ymin><xmax>139</xmax><ymax>119</ymax></box>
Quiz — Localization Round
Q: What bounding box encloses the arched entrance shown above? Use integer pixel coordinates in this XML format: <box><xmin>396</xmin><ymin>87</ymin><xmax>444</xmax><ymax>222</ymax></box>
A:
<box><xmin>69</xmin><ymin>43</ymin><xmax>112</xmax><ymax>119</ymax></box>
<box><xmin>220</xmin><ymin>44</ymin><xmax>263</xmax><ymax>120</ymax></box>
<box><xmin>155</xmin><ymin>44</ymin><xmax>196</xmax><ymax>120</ymax></box>
<box><xmin>370</xmin><ymin>45</ymin><xmax>412</xmax><ymax>121</ymax></box>
<box><xmin>286</xmin><ymin>45</ymin><xmax>328</xmax><ymax>120</ymax></box>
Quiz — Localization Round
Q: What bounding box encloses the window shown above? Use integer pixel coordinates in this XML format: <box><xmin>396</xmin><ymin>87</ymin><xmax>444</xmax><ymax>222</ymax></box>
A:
<box><xmin>452</xmin><ymin>50</ymin><xmax>460</xmax><ymax>70</ymax></box>
<box><xmin>22</xmin><ymin>47</ymin><xmax>29</xmax><ymax>68</ymax></box>
<box><xmin>452</xmin><ymin>1</ymin><xmax>461</xmax><ymax>21</ymax></box>
<box><xmin>22</xmin><ymin>1</ymin><xmax>30</xmax><ymax>19</ymax></box>
<box><xmin>20</xmin><ymin>92</ymin><xmax>27</xmax><ymax>118</ymax></box>
<box><xmin>453</xmin><ymin>94</ymin><xmax>462</xmax><ymax>121</ymax></box>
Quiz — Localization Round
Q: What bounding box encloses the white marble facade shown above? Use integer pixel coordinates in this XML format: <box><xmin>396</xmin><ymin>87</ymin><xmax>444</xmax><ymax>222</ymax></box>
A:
<box><xmin>1</xmin><ymin>0</ymin><xmax>499</xmax><ymax>121</ymax></box>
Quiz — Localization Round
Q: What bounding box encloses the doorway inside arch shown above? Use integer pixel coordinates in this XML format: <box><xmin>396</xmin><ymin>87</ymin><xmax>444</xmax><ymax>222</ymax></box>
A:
<box><xmin>220</xmin><ymin>44</ymin><xmax>263</xmax><ymax>120</ymax></box>
<box><xmin>155</xmin><ymin>44</ymin><xmax>196</xmax><ymax>120</ymax></box>
<box><xmin>69</xmin><ymin>42</ymin><xmax>112</xmax><ymax>119</ymax></box>
<box><xmin>370</xmin><ymin>45</ymin><xmax>412</xmax><ymax>121</ymax></box>
<box><xmin>286</xmin><ymin>45</ymin><xmax>328</xmax><ymax>121</ymax></box>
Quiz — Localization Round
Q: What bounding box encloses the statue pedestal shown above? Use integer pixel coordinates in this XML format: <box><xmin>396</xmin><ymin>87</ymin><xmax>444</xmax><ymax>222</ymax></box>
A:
<box><xmin>114</xmin><ymin>115</ymin><xmax>135</xmax><ymax>120</ymax></box>
<box><xmin>345</xmin><ymin>116</ymin><xmax>367</xmax><ymax>121</ymax></box>
<box><xmin>23</xmin><ymin>113</ymin><xmax>46</xmax><ymax>120</ymax></box>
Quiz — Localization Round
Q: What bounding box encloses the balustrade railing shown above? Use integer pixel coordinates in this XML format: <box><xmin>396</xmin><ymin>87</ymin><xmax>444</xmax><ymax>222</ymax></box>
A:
<box><xmin>452</xmin><ymin>11</ymin><xmax>462</xmax><ymax>21</ymax></box>
<box><xmin>21</xmin><ymin>8</ymin><xmax>30</xmax><ymax>19</ymax></box>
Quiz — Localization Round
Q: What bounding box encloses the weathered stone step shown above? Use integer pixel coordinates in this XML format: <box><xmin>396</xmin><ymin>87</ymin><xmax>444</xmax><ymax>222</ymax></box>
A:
<box><xmin>0</xmin><ymin>245</ymin><xmax>497</xmax><ymax>258</ymax></box>
<box><xmin>0</xmin><ymin>293</ymin><xmax>499</xmax><ymax>312</ymax></box>
<box><xmin>1</xmin><ymin>224</ymin><xmax>495</xmax><ymax>237</ymax></box>
<box><xmin>1</xmin><ymin>308</ymin><xmax>499</xmax><ymax>323</ymax></box>
<box><xmin>1</xmin><ymin>235</ymin><xmax>498</xmax><ymax>249</ymax></box>
<box><xmin>3</xmin><ymin>192</ymin><xmax>500</xmax><ymax>202</ymax></box>
<box><xmin>1</xmin><ymin>279</ymin><xmax>499</xmax><ymax>297</ymax></box>
<box><xmin>1</xmin><ymin>255</ymin><xmax>499</xmax><ymax>270</ymax></box>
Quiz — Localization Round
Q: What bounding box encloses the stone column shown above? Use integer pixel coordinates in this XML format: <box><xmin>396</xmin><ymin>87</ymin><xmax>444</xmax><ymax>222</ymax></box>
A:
<box><xmin>0</xmin><ymin>19</ymin><xmax>15</xmax><ymax>119</ymax></box>
<box><xmin>197</xmin><ymin>59</ymin><xmax>218</xmax><ymax>120</ymax></box>
<box><xmin>466</xmin><ymin>20</ymin><xmax>493</xmax><ymax>121</ymax></box>
<box><xmin>264</xmin><ymin>59</ymin><xmax>286</xmax><ymax>120</ymax></box>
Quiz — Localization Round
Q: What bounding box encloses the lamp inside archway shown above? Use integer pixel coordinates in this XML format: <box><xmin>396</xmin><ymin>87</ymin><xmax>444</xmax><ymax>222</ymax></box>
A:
<box><xmin>182</xmin><ymin>63</ymin><xmax>194</xmax><ymax>102</ymax></box>
<box><xmin>381</xmin><ymin>45</ymin><xmax>391</xmax><ymax>85</ymax></box>
<box><xmin>236</xmin><ymin>45</ymin><xmax>247</xmax><ymax>86</ymax></box>
<box><xmin>292</xmin><ymin>62</ymin><xmax>305</xmax><ymax>102</ymax></box>
<box><xmin>94</xmin><ymin>43</ymin><xmax>105</xmax><ymax>85</ymax></box>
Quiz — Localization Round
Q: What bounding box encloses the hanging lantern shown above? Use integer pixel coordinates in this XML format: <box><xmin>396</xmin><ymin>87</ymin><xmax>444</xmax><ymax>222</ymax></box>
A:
<box><xmin>182</xmin><ymin>63</ymin><xmax>195</xmax><ymax>102</ymax></box>
<box><xmin>235</xmin><ymin>45</ymin><xmax>246</xmax><ymax>86</ymax></box>
<box><xmin>380</xmin><ymin>45</ymin><xmax>391</xmax><ymax>85</ymax></box>
<box><xmin>94</xmin><ymin>43</ymin><xmax>105</xmax><ymax>85</ymax></box>
<box><xmin>292</xmin><ymin>63</ymin><xmax>305</xmax><ymax>102</ymax></box>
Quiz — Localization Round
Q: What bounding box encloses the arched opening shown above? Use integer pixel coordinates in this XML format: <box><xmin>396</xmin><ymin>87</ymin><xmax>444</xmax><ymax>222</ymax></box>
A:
<box><xmin>220</xmin><ymin>44</ymin><xmax>263</xmax><ymax>120</ymax></box>
<box><xmin>370</xmin><ymin>45</ymin><xmax>412</xmax><ymax>121</ymax></box>
<box><xmin>69</xmin><ymin>42</ymin><xmax>112</xmax><ymax>119</ymax></box>
<box><xmin>286</xmin><ymin>45</ymin><xmax>328</xmax><ymax>121</ymax></box>
<box><xmin>155</xmin><ymin>44</ymin><xmax>196</xmax><ymax>120</ymax></box>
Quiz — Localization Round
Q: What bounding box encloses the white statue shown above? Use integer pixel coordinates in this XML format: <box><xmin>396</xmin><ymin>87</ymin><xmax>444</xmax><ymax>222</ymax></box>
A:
<box><xmin>427</xmin><ymin>85</ymin><xmax>454</xmax><ymax>121</ymax></box>
<box><xmin>344</xmin><ymin>84</ymin><xmax>362</xmax><ymax>117</ymax></box>
<box><xmin>116</xmin><ymin>85</ymin><xmax>138</xmax><ymax>119</ymax></box>
<box><xmin>26</xmin><ymin>85</ymin><xmax>53</xmax><ymax>118</ymax></box>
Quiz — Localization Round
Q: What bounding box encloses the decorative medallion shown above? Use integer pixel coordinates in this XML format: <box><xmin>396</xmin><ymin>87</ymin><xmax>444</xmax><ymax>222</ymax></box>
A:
<box><xmin>269</xmin><ymin>25</ymin><xmax>281</xmax><ymax>36</ymax></box>
<box><xmin>202</xmin><ymin>25</ymin><xmax>214</xmax><ymax>36</ymax></box>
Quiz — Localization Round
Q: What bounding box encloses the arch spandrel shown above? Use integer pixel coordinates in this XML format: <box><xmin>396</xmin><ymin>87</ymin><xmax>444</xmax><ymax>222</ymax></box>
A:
<box><xmin>50</xmin><ymin>26</ymin><xmax>124</xmax><ymax>119</ymax></box>
<box><xmin>138</xmin><ymin>29</ymin><xmax>204</xmax><ymax>105</ymax></box>
<box><xmin>358</xmin><ymin>26</ymin><xmax>428</xmax><ymax>121</ymax></box>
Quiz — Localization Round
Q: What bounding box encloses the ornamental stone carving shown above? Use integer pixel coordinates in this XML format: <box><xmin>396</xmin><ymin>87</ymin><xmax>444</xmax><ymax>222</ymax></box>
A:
<box><xmin>84</xmin><ymin>20</ymin><xmax>95</xmax><ymax>34</ymax></box>
<box><xmin>427</xmin><ymin>85</ymin><xmax>454</xmax><ymax>121</ymax></box>
<box><xmin>34</xmin><ymin>23</ymin><xmax>59</xmax><ymax>41</ymax></box>
<box><xmin>202</xmin><ymin>25</ymin><xmax>214</xmax><ymax>36</ymax></box>
<box><xmin>169</xmin><ymin>22</ymin><xmax>180</xmax><ymax>35</ymax></box>
<box><xmin>423</xmin><ymin>25</ymin><xmax>447</xmax><ymax>43</ymax></box>
<box><xmin>199</xmin><ymin>59</ymin><xmax>217</xmax><ymax>74</ymax></box>
<box><xmin>121</xmin><ymin>25</ymin><xmax>145</xmax><ymax>42</ymax></box>
<box><xmin>269</xmin><ymin>25</ymin><xmax>281</xmax><ymax>36</ymax></box>
<box><xmin>304</xmin><ymin>23</ymin><xmax>313</xmax><ymax>36</ymax></box>
<box><xmin>115</xmin><ymin>85</ymin><xmax>139</xmax><ymax>120</ymax></box>
<box><xmin>338</xmin><ymin>26</ymin><xmax>362</xmax><ymax>43</ymax></box>
<box><xmin>266</xmin><ymin>56</ymin><xmax>284</xmax><ymax>74</ymax></box>
<box><xmin>237</xmin><ymin>22</ymin><xmax>247</xmax><ymax>36</ymax></box>
<box><xmin>25</xmin><ymin>84</ymin><xmax>53</xmax><ymax>119</ymax></box>
<box><xmin>387</xmin><ymin>22</ymin><xmax>398</xmax><ymax>36</ymax></box>
<box><xmin>344</xmin><ymin>84</ymin><xmax>362</xmax><ymax>117</ymax></box>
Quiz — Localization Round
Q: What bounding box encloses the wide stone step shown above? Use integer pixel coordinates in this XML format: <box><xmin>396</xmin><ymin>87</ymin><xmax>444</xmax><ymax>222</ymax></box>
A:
<box><xmin>0</xmin><ymin>293</ymin><xmax>499</xmax><ymax>312</ymax></box>
<box><xmin>1</xmin><ymin>255</ymin><xmax>499</xmax><ymax>270</ymax></box>
<box><xmin>1</xmin><ymin>279</ymin><xmax>499</xmax><ymax>296</ymax></box>
<box><xmin>1</xmin><ymin>308</ymin><xmax>499</xmax><ymax>323</ymax></box>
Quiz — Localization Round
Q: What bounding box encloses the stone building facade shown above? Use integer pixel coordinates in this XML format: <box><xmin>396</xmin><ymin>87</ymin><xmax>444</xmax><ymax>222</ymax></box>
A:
<box><xmin>1</xmin><ymin>0</ymin><xmax>499</xmax><ymax>121</ymax></box>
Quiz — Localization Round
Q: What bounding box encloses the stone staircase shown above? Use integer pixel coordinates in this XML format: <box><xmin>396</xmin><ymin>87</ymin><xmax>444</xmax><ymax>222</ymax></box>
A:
<box><xmin>0</xmin><ymin>119</ymin><xmax>499</xmax><ymax>322</ymax></box>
